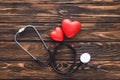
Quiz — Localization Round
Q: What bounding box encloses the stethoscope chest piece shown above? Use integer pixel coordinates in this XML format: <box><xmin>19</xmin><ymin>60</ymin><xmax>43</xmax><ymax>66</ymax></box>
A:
<box><xmin>80</xmin><ymin>53</ymin><xmax>91</xmax><ymax>64</ymax></box>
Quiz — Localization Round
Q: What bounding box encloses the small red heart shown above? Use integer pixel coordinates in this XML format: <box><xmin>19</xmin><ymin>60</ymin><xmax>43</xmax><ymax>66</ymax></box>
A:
<box><xmin>50</xmin><ymin>27</ymin><xmax>64</xmax><ymax>41</ymax></box>
<box><xmin>62</xmin><ymin>19</ymin><xmax>81</xmax><ymax>38</ymax></box>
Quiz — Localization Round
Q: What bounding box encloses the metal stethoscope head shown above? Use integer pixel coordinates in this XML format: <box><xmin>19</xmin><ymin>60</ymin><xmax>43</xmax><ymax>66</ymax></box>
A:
<box><xmin>14</xmin><ymin>25</ymin><xmax>91</xmax><ymax>75</ymax></box>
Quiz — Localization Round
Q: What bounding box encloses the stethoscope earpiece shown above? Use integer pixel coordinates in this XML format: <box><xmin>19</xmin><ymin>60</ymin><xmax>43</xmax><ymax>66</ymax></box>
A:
<box><xmin>80</xmin><ymin>53</ymin><xmax>91</xmax><ymax>64</ymax></box>
<box><xmin>18</xmin><ymin>27</ymin><xmax>25</xmax><ymax>33</ymax></box>
<box><xmin>18</xmin><ymin>25</ymin><xmax>35</xmax><ymax>33</ymax></box>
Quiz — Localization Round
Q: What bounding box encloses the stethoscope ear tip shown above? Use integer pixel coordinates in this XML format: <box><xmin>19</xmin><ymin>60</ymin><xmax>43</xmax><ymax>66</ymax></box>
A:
<box><xmin>18</xmin><ymin>27</ymin><xmax>26</xmax><ymax>33</ymax></box>
<box><xmin>80</xmin><ymin>53</ymin><xmax>91</xmax><ymax>63</ymax></box>
<box><xmin>18</xmin><ymin>25</ymin><xmax>34</xmax><ymax>33</ymax></box>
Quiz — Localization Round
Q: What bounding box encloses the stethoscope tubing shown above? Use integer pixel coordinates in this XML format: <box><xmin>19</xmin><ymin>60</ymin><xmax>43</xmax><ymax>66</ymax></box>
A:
<box><xmin>14</xmin><ymin>25</ymin><xmax>50</xmax><ymax>66</ymax></box>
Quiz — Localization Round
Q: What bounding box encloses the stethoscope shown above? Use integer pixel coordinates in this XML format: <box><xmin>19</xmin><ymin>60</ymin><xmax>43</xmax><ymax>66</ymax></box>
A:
<box><xmin>14</xmin><ymin>25</ymin><xmax>91</xmax><ymax>75</ymax></box>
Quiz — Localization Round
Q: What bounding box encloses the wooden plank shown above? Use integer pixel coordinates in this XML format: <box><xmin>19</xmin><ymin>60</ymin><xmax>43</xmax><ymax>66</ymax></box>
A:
<box><xmin>0</xmin><ymin>16</ymin><xmax>119</xmax><ymax>23</ymax></box>
<box><xmin>0</xmin><ymin>0</ymin><xmax>119</xmax><ymax>80</ymax></box>
<box><xmin>0</xmin><ymin>4</ymin><xmax>119</xmax><ymax>23</ymax></box>
<box><xmin>0</xmin><ymin>0</ymin><xmax>120</xmax><ymax>4</ymax></box>
<box><xmin>0</xmin><ymin>23</ymin><xmax>120</xmax><ymax>41</ymax></box>
<box><xmin>0</xmin><ymin>4</ymin><xmax>119</xmax><ymax>16</ymax></box>
<box><xmin>0</xmin><ymin>42</ymin><xmax>120</xmax><ymax>61</ymax></box>
<box><xmin>0</xmin><ymin>61</ymin><xmax>119</xmax><ymax>79</ymax></box>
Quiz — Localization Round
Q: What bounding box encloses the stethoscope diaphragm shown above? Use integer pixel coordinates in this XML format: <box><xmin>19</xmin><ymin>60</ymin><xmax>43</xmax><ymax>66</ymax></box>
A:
<box><xmin>80</xmin><ymin>53</ymin><xmax>91</xmax><ymax>63</ymax></box>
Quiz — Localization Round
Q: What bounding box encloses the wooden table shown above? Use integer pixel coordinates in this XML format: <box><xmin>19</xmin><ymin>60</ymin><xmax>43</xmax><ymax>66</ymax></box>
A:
<box><xmin>0</xmin><ymin>0</ymin><xmax>120</xmax><ymax>79</ymax></box>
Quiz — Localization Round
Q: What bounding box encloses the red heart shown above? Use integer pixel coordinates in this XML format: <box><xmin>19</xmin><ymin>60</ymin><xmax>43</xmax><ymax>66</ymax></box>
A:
<box><xmin>62</xmin><ymin>19</ymin><xmax>81</xmax><ymax>38</ymax></box>
<box><xmin>50</xmin><ymin>27</ymin><xmax>64</xmax><ymax>41</ymax></box>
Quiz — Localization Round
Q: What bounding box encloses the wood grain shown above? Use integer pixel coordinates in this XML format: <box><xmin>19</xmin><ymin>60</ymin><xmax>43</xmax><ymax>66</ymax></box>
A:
<box><xmin>0</xmin><ymin>0</ymin><xmax>120</xmax><ymax>4</ymax></box>
<box><xmin>0</xmin><ymin>0</ymin><xmax>120</xmax><ymax>79</ymax></box>
<box><xmin>0</xmin><ymin>3</ymin><xmax>119</xmax><ymax>23</ymax></box>
<box><xmin>0</xmin><ymin>42</ymin><xmax>120</xmax><ymax>61</ymax></box>
<box><xmin>0</xmin><ymin>23</ymin><xmax>120</xmax><ymax>41</ymax></box>
<box><xmin>0</xmin><ymin>61</ymin><xmax>119</xmax><ymax>79</ymax></box>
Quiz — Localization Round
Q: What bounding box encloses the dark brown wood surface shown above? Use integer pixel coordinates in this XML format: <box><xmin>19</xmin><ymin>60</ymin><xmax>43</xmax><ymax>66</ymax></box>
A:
<box><xmin>0</xmin><ymin>0</ymin><xmax>120</xmax><ymax>79</ymax></box>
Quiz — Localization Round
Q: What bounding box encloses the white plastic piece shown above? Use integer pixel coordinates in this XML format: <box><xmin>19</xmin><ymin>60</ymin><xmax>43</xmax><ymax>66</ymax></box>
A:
<box><xmin>18</xmin><ymin>28</ymin><xmax>25</xmax><ymax>33</ymax></box>
<box><xmin>80</xmin><ymin>53</ymin><xmax>91</xmax><ymax>63</ymax></box>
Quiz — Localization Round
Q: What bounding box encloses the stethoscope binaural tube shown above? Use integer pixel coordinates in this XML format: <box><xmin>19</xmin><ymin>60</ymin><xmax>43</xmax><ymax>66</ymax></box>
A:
<box><xmin>14</xmin><ymin>25</ymin><xmax>49</xmax><ymax>66</ymax></box>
